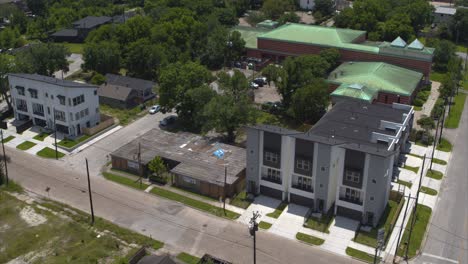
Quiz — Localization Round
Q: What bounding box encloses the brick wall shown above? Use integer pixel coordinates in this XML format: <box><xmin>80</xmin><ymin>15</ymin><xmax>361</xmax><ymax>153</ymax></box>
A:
<box><xmin>375</xmin><ymin>92</ymin><xmax>411</xmax><ymax>105</ymax></box>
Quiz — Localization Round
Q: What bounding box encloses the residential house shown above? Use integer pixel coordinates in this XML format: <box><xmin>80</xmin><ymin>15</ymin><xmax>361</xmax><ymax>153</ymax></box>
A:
<box><xmin>102</xmin><ymin>74</ymin><xmax>156</xmax><ymax>104</ymax></box>
<box><xmin>51</xmin><ymin>16</ymin><xmax>112</xmax><ymax>43</ymax></box>
<box><xmin>245</xmin><ymin>100</ymin><xmax>413</xmax><ymax>226</ymax></box>
<box><xmin>433</xmin><ymin>6</ymin><xmax>457</xmax><ymax>25</ymax></box>
<box><xmin>97</xmin><ymin>84</ymin><xmax>139</xmax><ymax>109</ymax></box>
<box><xmin>8</xmin><ymin>73</ymin><xmax>100</xmax><ymax>137</ymax></box>
<box><xmin>328</xmin><ymin>61</ymin><xmax>424</xmax><ymax>105</ymax></box>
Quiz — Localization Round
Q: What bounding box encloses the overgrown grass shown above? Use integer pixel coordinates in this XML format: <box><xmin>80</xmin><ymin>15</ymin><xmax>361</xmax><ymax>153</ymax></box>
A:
<box><xmin>100</xmin><ymin>104</ymin><xmax>146</xmax><ymax>126</ymax></box>
<box><xmin>445</xmin><ymin>94</ymin><xmax>467</xmax><ymax>128</ymax></box>
<box><xmin>346</xmin><ymin>247</ymin><xmax>380</xmax><ymax>263</ymax></box>
<box><xmin>431</xmin><ymin>158</ymin><xmax>447</xmax><ymax>165</ymax></box>
<box><xmin>150</xmin><ymin>187</ymin><xmax>240</xmax><ymax>220</ymax></box>
<box><xmin>397</xmin><ymin>180</ymin><xmax>413</xmax><ymax>189</ymax></box>
<box><xmin>413</xmin><ymin>106</ymin><xmax>422</xmax><ymax>111</ymax></box>
<box><xmin>397</xmin><ymin>204</ymin><xmax>432</xmax><ymax>258</ymax></box>
<box><xmin>63</xmin><ymin>43</ymin><xmax>84</xmax><ymax>54</ymax></box>
<box><xmin>176</xmin><ymin>252</ymin><xmax>200</xmax><ymax>264</ymax></box>
<box><xmin>58</xmin><ymin>135</ymin><xmax>91</xmax><ymax>148</ymax></box>
<box><xmin>1</xmin><ymin>135</ymin><xmax>14</xmax><ymax>143</ymax></box>
<box><xmin>103</xmin><ymin>172</ymin><xmax>149</xmax><ymax>190</ymax></box>
<box><xmin>258</xmin><ymin>221</ymin><xmax>272</xmax><ymax>230</ymax></box>
<box><xmin>266</xmin><ymin>202</ymin><xmax>287</xmax><ymax>219</ymax></box>
<box><xmin>36</xmin><ymin>147</ymin><xmax>65</xmax><ymax>159</ymax></box>
<box><xmin>170</xmin><ymin>185</ymin><xmax>217</xmax><ymax>202</ymax></box>
<box><xmin>420</xmin><ymin>186</ymin><xmax>438</xmax><ymax>196</ymax></box>
<box><xmin>430</xmin><ymin>71</ymin><xmax>446</xmax><ymax>82</ymax></box>
<box><xmin>16</xmin><ymin>141</ymin><xmax>36</xmax><ymax>150</ymax></box>
<box><xmin>33</xmin><ymin>132</ymin><xmax>51</xmax><ymax>141</ymax></box>
<box><xmin>304</xmin><ymin>211</ymin><xmax>334</xmax><ymax>233</ymax></box>
<box><xmin>230</xmin><ymin>191</ymin><xmax>253</xmax><ymax>209</ymax></box>
<box><xmin>404</xmin><ymin>165</ymin><xmax>419</xmax><ymax>173</ymax></box>
<box><xmin>354</xmin><ymin>199</ymin><xmax>403</xmax><ymax>247</ymax></box>
<box><xmin>296</xmin><ymin>232</ymin><xmax>325</xmax><ymax>246</ymax></box>
<box><xmin>437</xmin><ymin>138</ymin><xmax>452</xmax><ymax>152</ymax></box>
<box><xmin>0</xmin><ymin>180</ymin><xmax>23</xmax><ymax>193</ymax></box>
<box><xmin>426</xmin><ymin>170</ymin><xmax>443</xmax><ymax>180</ymax></box>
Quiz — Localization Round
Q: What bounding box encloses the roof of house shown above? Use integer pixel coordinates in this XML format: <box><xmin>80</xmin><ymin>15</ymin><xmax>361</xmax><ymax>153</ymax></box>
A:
<box><xmin>111</xmin><ymin>129</ymin><xmax>246</xmax><ymax>186</ymax></box>
<box><xmin>8</xmin><ymin>73</ymin><xmax>98</xmax><ymax>88</ymax></box>
<box><xmin>232</xmin><ymin>26</ymin><xmax>272</xmax><ymax>49</ymax></box>
<box><xmin>51</xmin><ymin>28</ymin><xmax>78</xmax><ymax>37</ymax></box>
<box><xmin>98</xmin><ymin>84</ymin><xmax>133</xmax><ymax>101</ymax></box>
<box><xmin>72</xmin><ymin>16</ymin><xmax>111</xmax><ymax>29</ymax></box>
<box><xmin>328</xmin><ymin>62</ymin><xmax>423</xmax><ymax>98</ymax></box>
<box><xmin>251</xmin><ymin>100</ymin><xmax>413</xmax><ymax>156</ymax></box>
<box><xmin>257</xmin><ymin>23</ymin><xmax>378</xmax><ymax>53</ymax></box>
<box><xmin>435</xmin><ymin>6</ymin><xmax>457</xmax><ymax>15</ymax></box>
<box><xmin>105</xmin><ymin>74</ymin><xmax>155</xmax><ymax>91</ymax></box>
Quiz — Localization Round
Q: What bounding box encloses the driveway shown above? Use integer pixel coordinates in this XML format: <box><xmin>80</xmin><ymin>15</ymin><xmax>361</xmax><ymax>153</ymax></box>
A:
<box><xmin>54</xmin><ymin>53</ymin><xmax>83</xmax><ymax>79</ymax></box>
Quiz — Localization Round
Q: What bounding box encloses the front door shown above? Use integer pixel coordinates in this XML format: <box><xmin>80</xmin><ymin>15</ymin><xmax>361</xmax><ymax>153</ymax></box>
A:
<box><xmin>248</xmin><ymin>180</ymin><xmax>257</xmax><ymax>195</ymax></box>
<box><xmin>367</xmin><ymin>212</ymin><xmax>374</xmax><ymax>225</ymax></box>
<box><xmin>77</xmin><ymin>124</ymin><xmax>81</xmax><ymax>135</ymax></box>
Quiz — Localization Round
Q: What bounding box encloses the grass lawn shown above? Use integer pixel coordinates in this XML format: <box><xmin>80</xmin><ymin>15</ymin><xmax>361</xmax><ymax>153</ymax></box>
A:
<box><xmin>36</xmin><ymin>147</ymin><xmax>65</xmax><ymax>159</ymax></box>
<box><xmin>397</xmin><ymin>204</ymin><xmax>432</xmax><ymax>258</ymax></box>
<box><xmin>346</xmin><ymin>247</ymin><xmax>380</xmax><ymax>263</ymax></box>
<box><xmin>420</xmin><ymin>186</ymin><xmax>438</xmax><ymax>196</ymax></box>
<box><xmin>58</xmin><ymin>135</ymin><xmax>91</xmax><ymax>148</ymax></box>
<box><xmin>170</xmin><ymin>186</ymin><xmax>217</xmax><ymax>202</ymax></box>
<box><xmin>103</xmin><ymin>172</ymin><xmax>149</xmax><ymax>190</ymax></box>
<box><xmin>430</xmin><ymin>71</ymin><xmax>446</xmax><ymax>83</ymax></box>
<box><xmin>16</xmin><ymin>141</ymin><xmax>36</xmax><ymax>150</ymax></box>
<box><xmin>296</xmin><ymin>232</ymin><xmax>325</xmax><ymax>246</ymax></box>
<box><xmin>354</xmin><ymin>199</ymin><xmax>403</xmax><ymax>248</ymax></box>
<box><xmin>1</xmin><ymin>135</ymin><xmax>14</xmax><ymax>143</ymax></box>
<box><xmin>397</xmin><ymin>180</ymin><xmax>413</xmax><ymax>189</ymax></box>
<box><xmin>0</xmin><ymin>180</ymin><xmax>24</xmax><ymax>193</ymax></box>
<box><xmin>437</xmin><ymin>138</ymin><xmax>452</xmax><ymax>152</ymax></box>
<box><xmin>230</xmin><ymin>191</ymin><xmax>253</xmax><ymax>209</ymax></box>
<box><xmin>445</xmin><ymin>94</ymin><xmax>467</xmax><ymax>128</ymax></box>
<box><xmin>33</xmin><ymin>132</ymin><xmax>51</xmax><ymax>141</ymax></box>
<box><xmin>150</xmin><ymin>186</ymin><xmax>240</xmax><ymax>220</ymax></box>
<box><xmin>431</xmin><ymin>158</ymin><xmax>447</xmax><ymax>165</ymax></box>
<box><xmin>63</xmin><ymin>43</ymin><xmax>84</xmax><ymax>54</ymax></box>
<box><xmin>258</xmin><ymin>221</ymin><xmax>272</xmax><ymax>230</ymax></box>
<box><xmin>176</xmin><ymin>252</ymin><xmax>200</xmax><ymax>264</ymax></box>
<box><xmin>407</xmin><ymin>153</ymin><xmax>423</xmax><ymax>159</ymax></box>
<box><xmin>266</xmin><ymin>202</ymin><xmax>288</xmax><ymax>219</ymax></box>
<box><xmin>413</xmin><ymin>106</ymin><xmax>422</xmax><ymax>111</ymax></box>
<box><xmin>404</xmin><ymin>165</ymin><xmax>419</xmax><ymax>173</ymax></box>
<box><xmin>0</xmin><ymin>191</ymin><xmax>163</xmax><ymax>264</ymax></box>
<box><xmin>100</xmin><ymin>104</ymin><xmax>146</xmax><ymax>126</ymax></box>
<box><xmin>426</xmin><ymin>170</ymin><xmax>443</xmax><ymax>180</ymax></box>
<box><xmin>304</xmin><ymin>211</ymin><xmax>334</xmax><ymax>233</ymax></box>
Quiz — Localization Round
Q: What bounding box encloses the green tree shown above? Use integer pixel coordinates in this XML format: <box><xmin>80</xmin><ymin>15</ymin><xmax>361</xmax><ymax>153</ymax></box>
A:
<box><xmin>125</xmin><ymin>39</ymin><xmax>166</xmax><ymax>80</ymax></box>
<box><xmin>90</xmin><ymin>73</ymin><xmax>106</xmax><ymax>85</ymax></box>
<box><xmin>202</xmin><ymin>94</ymin><xmax>255</xmax><ymax>142</ymax></box>
<box><xmin>0</xmin><ymin>55</ymin><xmax>14</xmax><ymax>110</ymax></box>
<box><xmin>319</xmin><ymin>48</ymin><xmax>341</xmax><ymax>72</ymax></box>
<box><xmin>429</xmin><ymin>39</ymin><xmax>457</xmax><ymax>72</ymax></box>
<box><xmin>229</xmin><ymin>0</ymin><xmax>251</xmax><ymax>16</ymax></box>
<box><xmin>180</xmin><ymin>85</ymin><xmax>217</xmax><ymax>130</ymax></box>
<box><xmin>261</xmin><ymin>0</ymin><xmax>295</xmax><ymax>20</ymax></box>
<box><xmin>0</xmin><ymin>27</ymin><xmax>23</xmax><ymax>49</ymax></box>
<box><xmin>227</xmin><ymin>30</ymin><xmax>245</xmax><ymax>63</ymax></box>
<box><xmin>148</xmin><ymin>156</ymin><xmax>167</xmax><ymax>177</ymax></box>
<box><xmin>15</xmin><ymin>43</ymin><xmax>70</xmax><ymax>76</ymax></box>
<box><xmin>83</xmin><ymin>41</ymin><xmax>121</xmax><ymax>74</ymax></box>
<box><xmin>277</xmin><ymin>12</ymin><xmax>300</xmax><ymax>25</ymax></box>
<box><xmin>451</xmin><ymin>8</ymin><xmax>468</xmax><ymax>43</ymax></box>
<box><xmin>201</xmin><ymin>26</ymin><xmax>229</xmax><ymax>69</ymax></box>
<box><xmin>417</xmin><ymin>116</ymin><xmax>435</xmax><ymax>130</ymax></box>
<box><xmin>377</xmin><ymin>14</ymin><xmax>414</xmax><ymax>41</ymax></box>
<box><xmin>217</xmin><ymin>69</ymin><xmax>249</xmax><ymax>100</ymax></box>
<box><xmin>288</xmin><ymin>79</ymin><xmax>329</xmax><ymax>123</ymax></box>
<box><xmin>314</xmin><ymin>0</ymin><xmax>334</xmax><ymax>17</ymax></box>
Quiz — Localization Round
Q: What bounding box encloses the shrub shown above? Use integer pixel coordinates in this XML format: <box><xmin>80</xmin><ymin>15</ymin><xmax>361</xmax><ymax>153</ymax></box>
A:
<box><xmin>149</xmin><ymin>174</ymin><xmax>168</xmax><ymax>185</ymax></box>
<box><xmin>413</xmin><ymin>98</ymin><xmax>424</xmax><ymax>107</ymax></box>
<box><xmin>431</xmin><ymin>98</ymin><xmax>445</xmax><ymax>119</ymax></box>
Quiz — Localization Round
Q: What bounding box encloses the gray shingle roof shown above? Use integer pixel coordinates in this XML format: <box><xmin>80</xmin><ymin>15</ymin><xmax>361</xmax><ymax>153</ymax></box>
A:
<box><xmin>8</xmin><ymin>73</ymin><xmax>98</xmax><ymax>88</ymax></box>
<box><xmin>105</xmin><ymin>73</ymin><xmax>155</xmax><ymax>92</ymax></box>
<box><xmin>72</xmin><ymin>16</ymin><xmax>112</xmax><ymax>29</ymax></box>
<box><xmin>98</xmin><ymin>84</ymin><xmax>133</xmax><ymax>101</ymax></box>
<box><xmin>51</xmin><ymin>28</ymin><xmax>78</xmax><ymax>37</ymax></box>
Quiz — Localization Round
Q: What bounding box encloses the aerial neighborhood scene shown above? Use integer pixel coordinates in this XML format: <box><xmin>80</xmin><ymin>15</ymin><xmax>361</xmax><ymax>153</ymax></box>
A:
<box><xmin>0</xmin><ymin>0</ymin><xmax>467</xmax><ymax>263</ymax></box>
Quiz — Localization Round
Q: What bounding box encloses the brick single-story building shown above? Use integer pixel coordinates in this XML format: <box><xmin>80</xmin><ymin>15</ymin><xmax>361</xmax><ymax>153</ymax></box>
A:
<box><xmin>110</xmin><ymin>129</ymin><xmax>246</xmax><ymax>199</ymax></box>
<box><xmin>328</xmin><ymin>61</ymin><xmax>424</xmax><ymax>105</ymax></box>
<box><xmin>234</xmin><ymin>23</ymin><xmax>434</xmax><ymax>80</ymax></box>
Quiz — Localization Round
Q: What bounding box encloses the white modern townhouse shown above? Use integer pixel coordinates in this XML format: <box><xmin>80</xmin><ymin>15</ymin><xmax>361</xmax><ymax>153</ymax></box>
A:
<box><xmin>8</xmin><ymin>73</ymin><xmax>100</xmax><ymax>137</ymax></box>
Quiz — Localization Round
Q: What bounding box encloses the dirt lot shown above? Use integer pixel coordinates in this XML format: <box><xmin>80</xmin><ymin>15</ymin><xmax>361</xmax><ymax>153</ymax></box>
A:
<box><xmin>253</xmin><ymin>84</ymin><xmax>282</xmax><ymax>104</ymax></box>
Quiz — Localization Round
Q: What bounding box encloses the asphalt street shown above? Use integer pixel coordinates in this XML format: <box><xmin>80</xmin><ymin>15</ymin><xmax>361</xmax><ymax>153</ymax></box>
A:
<box><xmin>5</xmin><ymin>112</ymin><xmax>359</xmax><ymax>264</ymax></box>
<box><xmin>414</xmin><ymin>96</ymin><xmax>468</xmax><ymax>264</ymax></box>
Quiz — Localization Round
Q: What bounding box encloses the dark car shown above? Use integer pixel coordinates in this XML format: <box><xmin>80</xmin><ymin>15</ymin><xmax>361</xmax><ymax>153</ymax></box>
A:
<box><xmin>254</xmin><ymin>77</ymin><xmax>267</xmax><ymax>86</ymax></box>
<box><xmin>159</xmin><ymin>115</ymin><xmax>177</xmax><ymax>127</ymax></box>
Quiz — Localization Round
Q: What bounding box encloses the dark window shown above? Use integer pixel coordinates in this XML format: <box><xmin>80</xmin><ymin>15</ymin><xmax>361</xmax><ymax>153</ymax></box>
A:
<box><xmin>94</xmin><ymin>90</ymin><xmax>97</xmax><ymax>95</ymax></box>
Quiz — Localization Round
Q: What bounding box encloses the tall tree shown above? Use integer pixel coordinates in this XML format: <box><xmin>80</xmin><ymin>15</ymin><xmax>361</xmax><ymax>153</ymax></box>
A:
<box><xmin>288</xmin><ymin>79</ymin><xmax>329</xmax><ymax>123</ymax></box>
<box><xmin>314</xmin><ymin>0</ymin><xmax>334</xmax><ymax>17</ymax></box>
<box><xmin>148</xmin><ymin>156</ymin><xmax>167</xmax><ymax>178</ymax></box>
<box><xmin>125</xmin><ymin>39</ymin><xmax>166</xmax><ymax>80</ymax></box>
<box><xmin>0</xmin><ymin>55</ymin><xmax>14</xmax><ymax>110</ymax></box>
<box><xmin>261</xmin><ymin>0</ymin><xmax>295</xmax><ymax>20</ymax></box>
<box><xmin>83</xmin><ymin>41</ymin><xmax>121</xmax><ymax>74</ymax></box>
<box><xmin>15</xmin><ymin>43</ymin><xmax>70</xmax><ymax>76</ymax></box>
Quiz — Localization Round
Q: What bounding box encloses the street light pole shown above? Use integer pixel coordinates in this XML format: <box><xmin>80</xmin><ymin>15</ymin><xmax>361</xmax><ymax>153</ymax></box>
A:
<box><xmin>439</xmin><ymin>102</ymin><xmax>447</xmax><ymax>144</ymax></box>
<box><xmin>85</xmin><ymin>158</ymin><xmax>95</xmax><ymax>225</ymax></box>
<box><xmin>1</xmin><ymin>130</ymin><xmax>9</xmax><ymax>186</ymax></box>
<box><xmin>223</xmin><ymin>164</ymin><xmax>227</xmax><ymax>214</ymax></box>
<box><xmin>393</xmin><ymin>189</ymin><xmax>411</xmax><ymax>263</ymax></box>
<box><xmin>249</xmin><ymin>211</ymin><xmax>260</xmax><ymax>264</ymax></box>
<box><xmin>430</xmin><ymin>118</ymin><xmax>440</xmax><ymax>171</ymax></box>
<box><xmin>53</xmin><ymin>109</ymin><xmax>58</xmax><ymax>160</ymax></box>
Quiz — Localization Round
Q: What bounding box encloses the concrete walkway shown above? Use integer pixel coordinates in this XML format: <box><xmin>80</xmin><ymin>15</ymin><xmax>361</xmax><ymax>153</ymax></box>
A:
<box><xmin>238</xmin><ymin>195</ymin><xmax>281</xmax><ymax>225</ymax></box>
<box><xmin>269</xmin><ymin>204</ymin><xmax>309</xmax><ymax>240</ymax></box>
<box><xmin>414</xmin><ymin>82</ymin><xmax>440</xmax><ymax>130</ymax></box>
<box><xmin>322</xmin><ymin>217</ymin><xmax>360</xmax><ymax>256</ymax></box>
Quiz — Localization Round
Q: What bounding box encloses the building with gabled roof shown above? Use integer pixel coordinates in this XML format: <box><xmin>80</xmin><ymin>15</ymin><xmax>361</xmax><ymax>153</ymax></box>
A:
<box><xmin>328</xmin><ymin>61</ymin><xmax>424</xmax><ymax>105</ymax></box>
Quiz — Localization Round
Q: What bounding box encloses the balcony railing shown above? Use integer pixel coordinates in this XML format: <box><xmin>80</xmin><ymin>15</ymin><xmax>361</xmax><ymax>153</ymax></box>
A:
<box><xmin>17</xmin><ymin>105</ymin><xmax>28</xmax><ymax>112</ymax></box>
<box><xmin>291</xmin><ymin>184</ymin><xmax>313</xmax><ymax>193</ymax></box>
<box><xmin>339</xmin><ymin>196</ymin><xmax>363</xmax><ymax>205</ymax></box>
<box><xmin>33</xmin><ymin>111</ymin><xmax>44</xmax><ymax>117</ymax></box>
<box><xmin>261</xmin><ymin>176</ymin><xmax>282</xmax><ymax>185</ymax></box>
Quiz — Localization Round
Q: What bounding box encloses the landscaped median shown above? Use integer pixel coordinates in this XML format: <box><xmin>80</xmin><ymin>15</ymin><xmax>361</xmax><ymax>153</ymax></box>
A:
<box><xmin>33</xmin><ymin>132</ymin><xmax>51</xmax><ymax>141</ymax></box>
<box><xmin>397</xmin><ymin>204</ymin><xmax>432</xmax><ymax>259</ymax></box>
<box><xmin>258</xmin><ymin>221</ymin><xmax>272</xmax><ymax>230</ymax></box>
<box><xmin>420</xmin><ymin>186</ymin><xmax>437</xmax><ymax>196</ymax></box>
<box><xmin>403</xmin><ymin>165</ymin><xmax>419</xmax><ymax>173</ymax></box>
<box><xmin>16</xmin><ymin>141</ymin><xmax>36</xmax><ymax>150</ymax></box>
<box><xmin>296</xmin><ymin>232</ymin><xmax>324</xmax><ymax>246</ymax></box>
<box><xmin>36</xmin><ymin>147</ymin><xmax>65</xmax><ymax>159</ymax></box>
<box><xmin>103</xmin><ymin>172</ymin><xmax>240</xmax><ymax>220</ymax></box>
<box><xmin>397</xmin><ymin>179</ymin><xmax>412</xmax><ymax>189</ymax></box>
<box><xmin>58</xmin><ymin>135</ymin><xmax>91</xmax><ymax>148</ymax></box>
<box><xmin>346</xmin><ymin>247</ymin><xmax>380</xmax><ymax>263</ymax></box>
<box><xmin>426</xmin><ymin>170</ymin><xmax>443</xmax><ymax>180</ymax></box>
<box><xmin>266</xmin><ymin>202</ymin><xmax>287</xmax><ymax>218</ymax></box>
<box><xmin>2</xmin><ymin>135</ymin><xmax>15</xmax><ymax>143</ymax></box>
<box><xmin>303</xmin><ymin>210</ymin><xmax>334</xmax><ymax>233</ymax></box>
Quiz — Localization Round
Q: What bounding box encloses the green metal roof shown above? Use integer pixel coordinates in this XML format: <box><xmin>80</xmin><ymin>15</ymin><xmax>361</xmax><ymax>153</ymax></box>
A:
<box><xmin>231</xmin><ymin>26</ymin><xmax>272</xmax><ymax>49</ymax></box>
<box><xmin>331</xmin><ymin>83</ymin><xmax>377</xmax><ymax>102</ymax></box>
<box><xmin>328</xmin><ymin>62</ymin><xmax>424</xmax><ymax>98</ymax></box>
<box><xmin>257</xmin><ymin>23</ymin><xmax>379</xmax><ymax>53</ymax></box>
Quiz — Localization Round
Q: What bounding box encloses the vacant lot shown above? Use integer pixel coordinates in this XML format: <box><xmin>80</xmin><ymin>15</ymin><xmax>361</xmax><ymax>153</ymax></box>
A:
<box><xmin>0</xmin><ymin>189</ymin><xmax>163</xmax><ymax>263</ymax></box>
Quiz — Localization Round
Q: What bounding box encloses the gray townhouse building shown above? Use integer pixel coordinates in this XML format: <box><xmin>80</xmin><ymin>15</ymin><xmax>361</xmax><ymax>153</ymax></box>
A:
<box><xmin>246</xmin><ymin>100</ymin><xmax>413</xmax><ymax>226</ymax></box>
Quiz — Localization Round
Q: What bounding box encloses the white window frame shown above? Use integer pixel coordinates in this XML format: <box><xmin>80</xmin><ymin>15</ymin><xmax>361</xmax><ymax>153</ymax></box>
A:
<box><xmin>345</xmin><ymin>170</ymin><xmax>360</xmax><ymax>183</ymax></box>
<box><xmin>265</xmin><ymin>151</ymin><xmax>279</xmax><ymax>163</ymax></box>
<box><xmin>345</xmin><ymin>188</ymin><xmax>361</xmax><ymax>201</ymax></box>
<box><xmin>266</xmin><ymin>167</ymin><xmax>281</xmax><ymax>182</ymax></box>
<box><xmin>295</xmin><ymin>175</ymin><xmax>312</xmax><ymax>190</ymax></box>
<box><xmin>296</xmin><ymin>159</ymin><xmax>311</xmax><ymax>171</ymax></box>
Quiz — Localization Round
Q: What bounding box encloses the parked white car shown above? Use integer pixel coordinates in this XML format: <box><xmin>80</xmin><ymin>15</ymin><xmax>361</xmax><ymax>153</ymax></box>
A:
<box><xmin>149</xmin><ymin>105</ymin><xmax>161</xmax><ymax>114</ymax></box>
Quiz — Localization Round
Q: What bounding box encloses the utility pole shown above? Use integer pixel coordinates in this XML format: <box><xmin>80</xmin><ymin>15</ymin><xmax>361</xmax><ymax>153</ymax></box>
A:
<box><xmin>86</xmin><ymin>158</ymin><xmax>95</xmax><ymax>225</ymax></box>
<box><xmin>138</xmin><ymin>142</ymin><xmax>142</xmax><ymax>189</ymax></box>
<box><xmin>430</xmin><ymin>119</ymin><xmax>440</xmax><ymax>171</ymax></box>
<box><xmin>53</xmin><ymin>109</ymin><xmax>58</xmax><ymax>160</ymax></box>
<box><xmin>249</xmin><ymin>211</ymin><xmax>260</xmax><ymax>264</ymax></box>
<box><xmin>223</xmin><ymin>164</ymin><xmax>227</xmax><ymax>214</ymax></box>
<box><xmin>394</xmin><ymin>188</ymin><xmax>411</xmax><ymax>263</ymax></box>
<box><xmin>405</xmin><ymin>154</ymin><xmax>426</xmax><ymax>260</ymax></box>
<box><xmin>1</xmin><ymin>130</ymin><xmax>9</xmax><ymax>186</ymax></box>
<box><xmin>439</xmin><ymin>102</ymin><xmax>447</xmax><ymax>144</ymax></box>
